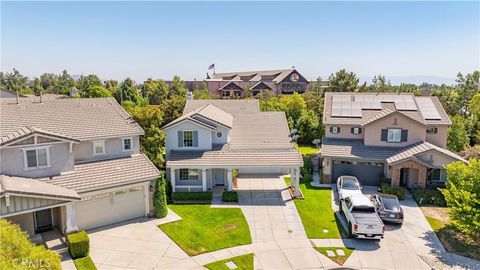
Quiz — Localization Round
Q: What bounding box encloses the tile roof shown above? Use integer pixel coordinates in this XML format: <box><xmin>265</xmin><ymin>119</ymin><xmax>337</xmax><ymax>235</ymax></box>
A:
<box><xmin>183</xmin><ymin>99</ymin><xmax>260</xmax><ymax>115</ymax></box>
<box><xmin>386</xmin><ymin>141</ymin><xmax>466</xmax><ymax>164</ymax></box>
<box><xmin>323</xmin><ymin>92</ymin><xmax>450</xmax><ymax>126</ymax></box>
<box><xmin>208</xmin><ymin>69</ymin><xmax>295</xmax><ymax>83</ymax></box>
<box><xmin>0</xmin><ymin>97</ymin><xmax>144</xmax><ymax>141</ymax></box>
<box><xmin>40</xmin><ymin>154</ymin><xmax>160</xmax><ymax>193</ymax></box>
<box><xmin>320</xmin><ymin>138</ymin><xmax>401</xmax><ymax>161</ymax></box>
<box><xmin>162</xmin><ymin>104</ymin><xmax>234</xmax><ymax>130</ymax></box>
<box><xmin>0</xmin><ymin>126</ymin><xmax>80</xmax><ymax>146</ymax></box>
<box><xmin>361</xmin><ymin>109</ymin><xmax>426</xmax><ymax>127</ymax></box>
<box><xmin>0</xmin><ymin>174</ymin><xmax>80</xmax><ymax>200</ymax></box>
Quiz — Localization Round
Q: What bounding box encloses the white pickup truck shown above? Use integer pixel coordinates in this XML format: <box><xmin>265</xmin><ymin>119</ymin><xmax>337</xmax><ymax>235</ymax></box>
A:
<box><xmin>341</xmin><ymin>195</ymin><xmax>385</xmax><ymax>240</ymax></box>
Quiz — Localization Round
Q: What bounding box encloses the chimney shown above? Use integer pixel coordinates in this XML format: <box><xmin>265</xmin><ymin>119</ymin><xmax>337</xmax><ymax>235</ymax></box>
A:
<box><xmin>39</xmin><ymin>93</ymin><xmax>43</xmax><ymax>103</ymax></box>
<box><xmin>16</xmin><ymin>91</ymin><xmax>19</xmax><ymax>104</ymax></box>
<box><xmin>186</xmin><ymin>91</ymin><xmax>194</xmax><ymax>100</ymax></box>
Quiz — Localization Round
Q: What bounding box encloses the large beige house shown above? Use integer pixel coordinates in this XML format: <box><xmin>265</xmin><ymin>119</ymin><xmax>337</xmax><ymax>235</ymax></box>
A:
<box><xmin>162</xmin><ymin>99</ymin><xmax>303</xmax><ymax>195</ymax></box>
<box><xmin>0</xmin><ymin>97</ymin><xmax>159</xmax><ymax>237</ymax></box>
<box><xmin>319</xmin><ymin>92</ymin><xmax>466</xmax><ymax>188</ymax></box>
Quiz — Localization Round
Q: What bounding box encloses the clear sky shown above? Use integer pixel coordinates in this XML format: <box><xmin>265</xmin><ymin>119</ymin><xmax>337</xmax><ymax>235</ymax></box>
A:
<box><xmin>1</xmin><ymin>1</ymin><xmax>479</xmax><ymax>84</ymax></box>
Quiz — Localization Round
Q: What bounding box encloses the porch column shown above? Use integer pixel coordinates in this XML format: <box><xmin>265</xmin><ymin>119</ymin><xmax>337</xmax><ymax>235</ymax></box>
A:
<box><xmin>290</xmin><ymin>168</ymin><xmax>295</xmax><ymax>188</ymax></box>
<box><xmin>65</xmin><ymin>202</ymin><xmax>78</xmax><ymax>234</ymax></box>
<box><xmin>227</xmin><ymin>169</ymin><xmax>233</xmax><ymax>191</ymax></box>
<box><xmin>170</xmin><ymin>169</ymin><xmax>176</xmax><ymax>192</ymax></box>
<box><xmin>295</xmin><ymin>168</ymin><xmax>301</xmax><ymax>197</ymax></box>
<box><xmin>202</xmin><ymin>169</ymin><xmax>207</xmax><ymax>192</ymax></box>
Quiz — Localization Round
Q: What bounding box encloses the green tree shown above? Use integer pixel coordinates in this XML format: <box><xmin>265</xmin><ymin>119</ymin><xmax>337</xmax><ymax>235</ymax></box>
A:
<box><xmin>280</xmin><ymin>92</ymin><xmax>306</xmax><ymax>125</ymax></box>
<box><xmin>77</xmin><ymin>74</ymin><xmax>103</xmax><ymax>97</ymax></box>
<box><xmin>447</xmin><ymin>116</ymin><xmax>469</xmax><ymax>152</ymax></box>
<box><xmin>371</xmin><ymin>74</ymin><xmax>392</xmax><ymax>92</ymax></box>
<box><xmin>0</xmin><ymin>69</ymin><xmax>30</xmax><ymax>94</ymax></box>
<box><xmin>56</xmin><ymin>70</ymin><xmax>76</xmax><ymax>95</ymax></box>
<box><xmin>153</xmin><ymin>174</ymin><xmax>168</xmax><ymax>218</ymax></box>
<box><xmin>259</xmin><ymin>96</ymin><xmax>287</xmax><ymax>112</ymax></box>
<box><xmin>244</xmin><ymin>85</ymin><xmax>253</xmax><ymax>98</ymax></box>
<box><xmin>432</xmin><ymin>85</ymin><xmax>461</xmax><ymax>115</ymax></box>
<box><xmin>297</xmin><ymin>109</ymin><xmax>320</xmax><ymax>144</ymax></box>
<box><xmin>327</xmin><ymin>69</ymin><xmax>359</xmax><ymax>92</ymax></box>
<box><xmin>0</xmin><ymin>219</ymin><xmax>61</xmax><ymax>270</ymax></box>
<box><xmin>86</xmin><ymin>85</ymin><xmax>112</xmax><ymax>98</ymax></box>
<box><xmin>456</xmin><ymin>71</ymin><xmax>480</xmax><ymax>116</ymax></box>
<box><xmin>115</xmin><ymin>78</ymin><xmax>143</xmax><ymax>104</ymax></box>
<box><xmin>441</xmin><ymin>159</ymin><xmax>480</xmax><ymax>240</ymax></box>
<box><xmin>144</xmin><ymin>78</ymin><xmax>168</xmax><ymax>105</ymax></box>
<box><xmin>32</xmin><ymin>78</ymin><xmax>44</xmax><ymax>96</ymax></box>
<box><xmin>168</xmin><ymin>75</ymin><xmax>188</xmax><ymax>97</ymax></box>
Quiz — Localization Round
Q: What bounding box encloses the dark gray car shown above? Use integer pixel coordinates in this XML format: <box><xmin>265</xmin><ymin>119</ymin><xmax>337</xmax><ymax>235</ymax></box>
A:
<box><xmin>370</xmin><ymin>194</ymin><xmax>404</xmax><ymax>224</ymax></box>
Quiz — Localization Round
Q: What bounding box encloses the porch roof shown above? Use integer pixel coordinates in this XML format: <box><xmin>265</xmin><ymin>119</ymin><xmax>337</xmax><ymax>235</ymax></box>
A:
<box><xmin>167</xmin><ymin>149</ymin><xmax>303</xmax><ymax>168</ymax></box>
<box><xmin>320</xmin><ymin>138</ymin><xmax>401</xmax><ymax>161</ymax></box>
<box><xmin>386</xmin><ymin>141</ymin><xmax>467</xmax><ymax>165</ymax></box>
<box><xmin>0</xmin><ymin>175</ymin><xmax>80</xmax><ymax>201</ymax></box>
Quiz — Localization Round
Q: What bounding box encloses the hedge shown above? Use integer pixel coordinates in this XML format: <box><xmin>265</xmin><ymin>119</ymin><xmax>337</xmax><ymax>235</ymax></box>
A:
<box><xmin>301</xmin><ymin>157</ymin><xmax>313</xmax><ymax>176</ymax></box>
<box><xmin>66</xmin><ymin>231</ymin><xmax>89</xmax><ymax>259</ymax></box>
<box><xmin>413</xmin><ymin>188</ymin><xmax>446</xmax><ymax>206</ymax></box>
<box><xmin>380</xmin><ymin>182</ymin><xmax>406</xmax><ymax>200</ymax></box>
<box><xmin>73</xmin><ymin>256</ymin><xmax>97</xmax><ymax>270</ymax></box>
<box><xmin>302</xmin><ymin>173</ymin><xmax>313</xmax><ymax>183</ymax></box>
<box><xmin>154</xmin><ymin>177</ymin><xmax>168</xmax><ymax>218</ymax></box>
<box><xmin>172</xmin><ymin>192</ymin><xmax>212</xmax><ymax>201</ymax></box>
<box><xmin>222</xmin><ymin>191</ymin><xmax>238</xmax><ymax>202</ymax></box>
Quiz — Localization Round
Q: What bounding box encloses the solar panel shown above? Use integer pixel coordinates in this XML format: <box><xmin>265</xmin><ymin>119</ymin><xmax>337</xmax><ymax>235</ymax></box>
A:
<box><xmin>416</xmin><ymin>98</ymin><xmax>441</xmax><ymax>120</ymax></box>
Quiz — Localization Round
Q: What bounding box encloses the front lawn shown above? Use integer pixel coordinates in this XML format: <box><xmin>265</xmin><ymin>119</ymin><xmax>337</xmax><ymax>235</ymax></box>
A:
<box><xmin>159</xmin><ymin>205</ymin><xmax>251</xmax><ymax>256</ymax></box>
<box><xmin>315</xmin><ymin>247</ymin><xmax>354</xmax><ymax>266</ymax></box>
<box><xmin>204</xmin><ymin>253</ymin><xmax>254</xmax><ymax>270</ymax></box>
<box><xmin>285</xmin><ymin>177</ymin><xmax>345</xmax><ymax>238</ymax></box>
<box><xmin>294</xmin><ymin>143</ymin><xmax>319</xmax><ymax>156</ymax></box>
<box><xmin>423</xmin><ymin>208</ymin><xmax>480</xmax><ymax>260</ymax></box>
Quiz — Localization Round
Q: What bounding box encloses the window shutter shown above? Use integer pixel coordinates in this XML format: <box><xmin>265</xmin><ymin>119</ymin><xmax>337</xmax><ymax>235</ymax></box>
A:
<box><xmin>434</xmin><ymin>127</ymin><xmax>438</xmax><ymax>134</ymax></box>
<box><xmin>359</xmin><ymin>128</ymin><xmax>362</xmax><ymax>134</ymax></box>
<box><xmin>178</xmin><ymin>131</ymin><xmax>183</xmax><ymax>147</ymax></box>
<box><xmin>381</xmin><ymin>129</ymin><xmax>388</xmax><ymax>141</ymax></box>
<box><xmin>401</xmin><ymin>130</ymin><xmax>408</xmax><ymax>142</ymax></box>
<box><xmin>337</xmin><ymin>127</ymin><xmax>341</xmax><ymax>133</ymax></box>
<box><xmin>351</xmin><ymin>128</ymin><xmax>354</xmax><ymax>134</ymax></box>
<box><xmin>193</xmin><ymin>131</ymin><xmax>198</xmax><ymax>147</ymax></box>
<box><xmin>329</xmin><ymin>126</ymin><xmax>333</xmax><ymax>133</ymax></box>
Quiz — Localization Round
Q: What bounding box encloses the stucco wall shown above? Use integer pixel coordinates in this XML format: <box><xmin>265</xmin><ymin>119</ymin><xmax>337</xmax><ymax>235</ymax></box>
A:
<box><xmin>0</xmin><ymin>142</ymin><xmax>74</xmax><ymax>178</ymax></box>
<box><xmin>425</xmin><ymin>125</ymin><xmax>448</xmax><ymax>148</ymax></box>
<box><xmin>7</xmin><ymin>213</ymin><xmax>35</xmax><ymax>235</ymax></box>
<box><xmin>164</xmin><ymin>121</ymin><xmax>212</xmax><ymax>159</ymax></box>
<box><xmin>416</xmin><ymin>150</ymin><xmax>458</xmax><ymax>167</ymax></box>
<box><xmin>74</xmin><ymin>136</ymin><xmax>140</xmax><ymax>163</ymax></box>
<box><xmin>212</xmin><ymin>125</ymin><xmax>230</xmax><ymax>145</ymax></box>
<box><xmin>324</xmin><ymin>124</ymin><xmax>364</xmax><ymax>139</ymax></box>
<box><xmin>364</xmin><ymin>113</ymin><xmax>426</xmax><ymax>147</ymax></box>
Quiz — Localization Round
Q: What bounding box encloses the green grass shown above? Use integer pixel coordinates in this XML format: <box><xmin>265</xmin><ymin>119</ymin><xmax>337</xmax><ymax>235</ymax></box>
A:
<box><xmin>204</xmin><ymin>253</ymin><xmax>254</xmax><ymax>270</ymax></box>
<box><xmin>294</xmin><ymin>143</ymin><xmax>319</xmax><ymax>156</ymax></box>
<box><xmin>315</xmin><ymin>247</ymin><xmax>354</xmax><ymax>266</ymax></box>
<box><xmin>285</xmin><ymin>177</ymin><xmax>345</xmax><ymax>239</ymax></box>
<box><xmin>73</xmin><ymin>256</ymin><xmax>97</xmax><ymax>270</ymax></box>
<box><xmin>424</xmin><ymin>215</ymin><xmax>480</xmax><ymax>260</ymax></box>
<box><xmin>159</xmin><ymin>205</ymin><xmax>252</xmax><ymax>256</ymax></box>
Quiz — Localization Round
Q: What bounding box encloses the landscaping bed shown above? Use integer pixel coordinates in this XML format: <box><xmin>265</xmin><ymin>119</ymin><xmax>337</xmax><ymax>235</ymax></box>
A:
<box><xmin>172</xmin><ymin>191</ymin><xmax>212</xmax><ymax>204</ymax></box>
<box><xmin>315</xmin><ymin>247</ymin><xmax>354</xmax><ymax>266</ymax></box>
<box><xmin>204</xmin><ymin>253</ymin><xmax>254</xmax><ymax>270</ymax></box>
<box><xmin>222</xmin><ymin>191</ymin><xmax>238</xmax><ymax>202</ymax></box>
<box><xmin>73</xmin><ymin>256</ymin><xmax>97</xmax><ymax>270</ymax></box>
<box><xmin>159</xmin><ymin>205</ymin><xmax>251</xmax><ymax>255</ymax></box>
<box><xmin>294</xmin><ymin>143</ymin><xmax>319</xmax><ymax>157</ymax></box>
<box><xmin>285</xmin><ymin>177</ymin><xmax>345</xmax><ymax>238</ymax></box>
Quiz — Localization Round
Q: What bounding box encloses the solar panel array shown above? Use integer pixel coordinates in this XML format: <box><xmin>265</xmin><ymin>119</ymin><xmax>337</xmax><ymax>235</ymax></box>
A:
<box><xmin>331</xmin><ymin>94</ymin><xmax>417</xmax><ymax>118</ymax></box>
<box><xmin>416</xmin><ymin>98</ymin><xmax>442</xmax><ymax>120</ymax></box>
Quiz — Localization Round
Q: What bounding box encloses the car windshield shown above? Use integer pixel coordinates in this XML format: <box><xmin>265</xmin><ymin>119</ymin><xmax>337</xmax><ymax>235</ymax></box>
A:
<box><xmin>352</xmin><ymin>206</ymin><xmax>376</xmax><ymax>213</ymax></box>
<box><xmin>382</xmin><ymin>197</ymin><xmax>400</xmax><ymax>211</ymax></box>
<box><xmin>342</xmin><ymin>179</ymin><xmax>359</xmax><ymax>190</ymax></box>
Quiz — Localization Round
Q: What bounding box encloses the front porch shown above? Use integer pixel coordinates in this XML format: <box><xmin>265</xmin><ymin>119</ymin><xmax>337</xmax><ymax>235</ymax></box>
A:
<box><xmin>388</xmin><ymin>159</ymin><xmax>448</xmax><ymax>189</ymax></box>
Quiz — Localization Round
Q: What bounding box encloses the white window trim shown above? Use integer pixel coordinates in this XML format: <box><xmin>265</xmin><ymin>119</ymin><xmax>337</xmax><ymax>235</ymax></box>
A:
<box><xmin>92</xmin><ymin>140</ymin><xmax>106</xmax><ymax>155</ymax></box>
<box><xmin>387</xmin><ymin>129</ymin><xmax>401</xmax><ymax>142</ymax></box>
<box><xmin>332</xmin><ymin>126</ymin><xmax>340</xmax><ymax>134</ymax></box>
<box><xmin>21</xmin><ymin>145</ymin><xmax>52</xmax><ymax>170</ymax></box>
<box><xmin>182</xmin><ymin>130</ymin><xmax>194</xmax><ymax>148</ymax></box>
<box><xmin>179</xmin><ymin>168</ymin><xmax>199</xmax><ymax>181</ymax></box>
<box><xmin>352</xmin><ymin>127</ymin><xmax>360</xmax><ymax>135</ymax></box>
<box><xmin>122</xmin><ymin>137</ymin><xmax>133</xmax><ymax>152</ymax></box>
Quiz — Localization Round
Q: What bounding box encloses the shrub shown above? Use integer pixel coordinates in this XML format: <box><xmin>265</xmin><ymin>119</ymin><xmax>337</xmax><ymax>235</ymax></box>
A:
<box><xmin>302</xmin><ymin>173</ymin><xmax>313</xmax><ymax>184</ymax></box>
<box><xmin>0</xmin><ymin>219</ymin><xmax>61</xmax><ymax>270</ymax></box>
<box><xmin>380</xmin><ymin>183</ymin><xmax>406</xmax><ymax>200</ymax></box>
<box><xmin>172</xmin><ymin>192</ymin><xmax>212</xmax><ymax>201</ymax></box>
<box><xmin>413</xmin><ymin>188</ymin><xmax>446</xmax><ymax>206</ymax></box>
<box><xmin>301</xmin><ymin>157</ymin><xmax>313</xmax><ymax>176</ymax></box>
<box><xmin>73</xmin><ymin>256</ymin><xmax>97</xmax><ymax>270</ymax></box>
<box><xmin>66</xmin><ymin>231</ymin><xmax>89</xmax><ymax>259</ymax></box>
<box><xmin>222</xmin><ymin>191</ymin><xmax>238</xmax><ymax>202</ymax></box>
<box><xmin>166</xmin><ymin>180</ymin><xmax>173</xmax><ymax>203</ymax></box>
<box><xmin>154</xmin><ymin>176</ymin><xmax>168</xmax><ymax>218</ymax></box>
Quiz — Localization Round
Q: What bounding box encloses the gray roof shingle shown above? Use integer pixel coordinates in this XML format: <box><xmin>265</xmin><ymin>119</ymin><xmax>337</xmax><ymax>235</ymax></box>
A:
<box><xmin>386</xmin><ymin>141</ymin><xmax>466</xmax><ymax>164</ymax></box>
<box><xmin>320</xmin><ymin>138</ymin><xmax>401</xmax><ymax>161</ymax></box>
<box><xmin>0</xmin><ymin>174</ymin><xmax>80</xmax><ymax>200</ymax></box>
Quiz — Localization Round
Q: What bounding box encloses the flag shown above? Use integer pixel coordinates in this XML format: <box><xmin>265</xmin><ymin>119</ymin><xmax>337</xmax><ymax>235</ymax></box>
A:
<box><xmin>208</xmin><ymin>64</ymin><xmax>215</xmax><ymax>70</ymax></box>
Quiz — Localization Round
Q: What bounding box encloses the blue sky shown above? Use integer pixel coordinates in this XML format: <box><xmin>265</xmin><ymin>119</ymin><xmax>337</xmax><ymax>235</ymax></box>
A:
<box><xmin>2</xmin><ymin>1</ymin><xmax>479</xmax><ymax>84</ymax></box>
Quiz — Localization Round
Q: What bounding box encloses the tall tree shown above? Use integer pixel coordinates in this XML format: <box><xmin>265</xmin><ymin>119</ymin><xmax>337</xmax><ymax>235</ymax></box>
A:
<box><xmin>456</xmin><ymin>71</ymin><xmax>480</xmax><ymax>116</ymax></box>
<box><xmin>153</xmin><ymin>174</ymin><xmax>168</xmax><ymax>218</ymax></box>
<box><xmin>297</xmin><ymin>109</ymin><xmax>321</xmax><ymax>144</ymax></box>
<box><xmin>144</xmin><ymin>78</ymin><xmax>168</xmax><ymax>105</ymax></box>
<box><xmin>115</xmin><ymin>78</ymin><xmax>143</xmax><ymax>104</ymax></box>
<box><xmin>77</xmin><ymin>74</ymin><xmax>103</xmax><ymax>97</ymax></box>
<box><xmin>0</xmin><ymin>69</ymin><xmax>30</xmax><ymax>94</ymax></box>
<box><xmin>447</xmin><ymin>116</ymin><xmax>470</xmax><ymax>152</ymax></box>
<box><xmin>32</xmin><ymin>78</ymin><xmax>44</xmax><ymax>96</ymax></box>
<box><xmin>56</xmin><ymin>70</ymin><xmax>76</xmax><ymax>94</ymax></box>
<box><xmin>168</xmin><ymin>75</ymin><xmax>188</xmax><ymax>97</ymax></box>
<box><xmin>327</xmin><ymin>69</ymin><xmax>359</xmax><ymax>92</ymax></box>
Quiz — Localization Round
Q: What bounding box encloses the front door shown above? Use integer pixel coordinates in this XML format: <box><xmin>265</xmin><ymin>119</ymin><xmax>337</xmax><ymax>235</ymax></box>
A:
<box><xmin>34</xmin><ymin>209</ymin><xmax>53</xmax><ymax>233</ymax></box>
<box><xmin>400</xmin><ymin>168</ymin><xmax>409</xmax><ymax>187</ymax></box>
<box><xmin>214</xmin><ymin>169</ymin><xmax>225</xmax><ymax>186</ymax></box>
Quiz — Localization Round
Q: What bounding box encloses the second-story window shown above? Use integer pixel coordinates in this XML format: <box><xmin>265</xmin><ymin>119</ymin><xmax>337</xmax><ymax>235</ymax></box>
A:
<box><xmin>123</xmin><ymin>138</ymin><xmax>132</xmax><ymax>151</ymax></box>
<box><xmin>426</xmin><ymin>127</ymin><xmax>438</xmax><ymax>134</ymax></box>
<box><xmin>351</xmin><ymin>127</ymin><xmax>361</xmax><ymax>135</ymax></box>
<box><xmin>387</xmin><ymin>129</ymin><xmax>401</xmax><ymax>142</ymax></box>
<box><xmin>23</xmin><ymin>147</ymin><xmax>50</xmax><ymax>169</ymax></box>
<box><xmin>183</xmin><ymin>131</ymin><xmax>193</xmax><ymax>147</ymax></box>
<box><xmin>331</xmin><ymin>126</ymin><xmax>340</xmax><ymax>134</ymax></box>
<box><xmin>93</xmin><ymin>140</ymin><xmax>105</xmax><ymax>155</ymax></box>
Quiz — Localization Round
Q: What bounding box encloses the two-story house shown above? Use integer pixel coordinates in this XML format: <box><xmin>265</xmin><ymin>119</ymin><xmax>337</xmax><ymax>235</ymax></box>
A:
<box><xmin>162</xmin><ymin>99</ymin><xmax>303</xmax><ymax>196</ymax></box>
<box><xmin>319</xmin><ymin>92</ymin><xmax>466</xmax><ymax>188</ymax></box>
<box><xmin>0</xmin><ymin>97</ymin><xmax>159</xmax><ymax>237</ymax></box>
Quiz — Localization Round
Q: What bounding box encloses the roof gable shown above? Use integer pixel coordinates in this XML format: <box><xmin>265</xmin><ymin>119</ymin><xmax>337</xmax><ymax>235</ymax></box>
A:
<box><xmin>361</xmin><ymin>109</ymin><xmax>426</xmax><ymax>127</ymax></box>
<box><xmin>162</xmin><ymin>104</ymin><xmax>233</xmax><ymax>131</ymax></box>
<box><xmin>0</xmin><ymin>126</ymin><xmax>80</xmax><ymax>147</ymax></box>
<box><xmin>218</xmin><ymin>81</ymin><xmax>243</xmax><ymax>91</ymax></box>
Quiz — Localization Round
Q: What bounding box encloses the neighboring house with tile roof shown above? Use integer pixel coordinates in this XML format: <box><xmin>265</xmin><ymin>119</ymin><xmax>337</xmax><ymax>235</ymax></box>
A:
<box><xmin>0</xmin><ymin>97</ymin><xmax>159</xmax><ymax>237</ymax></box>
<box><xmin>162</xmin><ymin>99</ymin><xmax>304</xmax><ymax>196</ymax></box>
<box><xmin>319</xmin><ymin>92</ymin><xmax>465</xmax><ymax>188</ymax></box>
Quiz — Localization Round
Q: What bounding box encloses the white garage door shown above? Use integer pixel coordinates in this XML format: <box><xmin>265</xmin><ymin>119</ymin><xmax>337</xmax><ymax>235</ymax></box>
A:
<box><xmin>238</xmin><ymin>167</ymin><xmax>288</xmax><ymax>174</ymax></box>
<box><xmin>75</xmin><ymin>186</ymin><xmax>146</xmax><ymax>230</ymax></box>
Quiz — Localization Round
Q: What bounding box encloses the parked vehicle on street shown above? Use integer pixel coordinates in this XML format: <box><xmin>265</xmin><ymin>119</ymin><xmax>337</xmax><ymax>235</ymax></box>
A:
<box><xmin>337</xmin><ymin>176</ymin><xmax>363</xmax><ymax>209</ymax></box>
<box><xmin>341</xmin><ymin>195</ymin><xmax>385</xmax><ymax>239</ymax></box>
<box><xmin>370</xmin><ymin>194</ymin><xmax>404</xmax><ymax>224</ymax></box>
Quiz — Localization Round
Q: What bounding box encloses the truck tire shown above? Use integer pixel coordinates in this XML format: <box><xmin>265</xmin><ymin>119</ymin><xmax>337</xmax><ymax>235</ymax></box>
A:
<box><xmin>339</xmin><ymin>201</ymin><xmax>343</xmax><ymax>214</ymax></box>
<box><xmin>348</xmin><ymin>222</ymin><xmax>353</xmax><ymax>237</ymax></box>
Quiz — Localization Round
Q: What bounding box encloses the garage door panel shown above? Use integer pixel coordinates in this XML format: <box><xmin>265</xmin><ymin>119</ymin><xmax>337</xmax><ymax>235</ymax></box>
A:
<box><xmin>75</xmin><ymin>188</ymin><xmax>145</xmax><ymax>230</ymax></box>
<box><xmin>332</xmin><ymin>160</ymin><xmax>384</xmax><ymax>186</ymax></box>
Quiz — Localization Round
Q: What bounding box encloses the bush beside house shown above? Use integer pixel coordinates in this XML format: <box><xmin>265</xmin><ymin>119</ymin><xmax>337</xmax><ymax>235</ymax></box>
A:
<box><xmin>413</xmin><ymin>188</ymin><xmax>446</xmax><ymax>206</ymax></box>
<box><xmin>154</xmin><ymin>176</ymin><xmax>168</xmax><ymax>218</ymax></box>
<box><xmin>222</xmin><ymin>191</ymin><xmax>238</xmax><ymax>202</ymax></box>
<box><xmin>379</xmin><ymin>183</ymin><xmax>406</xmax><ymax>200</ymax></box>
<box><xmin>0</xmin><ymin>219</ymin><xmax>61</xmax><ymax>270</ymax></box>
<box><xmin>172</xmin><ymin>192</ymin><xmax>213</xmax><ymax>202</ymax></box>
<box><xmin>66</xmin><ymin>231</ymin><xmax>90</xmax><ymax>259</ymax></box>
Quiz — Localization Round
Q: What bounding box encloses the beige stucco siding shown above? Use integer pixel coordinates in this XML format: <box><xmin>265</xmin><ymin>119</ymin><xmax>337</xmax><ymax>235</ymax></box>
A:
<box><xmin>425</xmin><ymin>125</ymin><xmax>448</xmax><ymax>148</ymax></box>
<box><xmin>364</xmin><ymin>113</ymin><xmax>426</xmax><ymax>147</ymax></box>
<box><xmin>324</xmin><ymin>124</ymin><xmax>364</xmax><ymax>139</ymax></box>
<box><xmin>6</xmin><ymin>213</ymin><xmax>35</xmax><ymax>235</ymax></box>
<box><xmin>74</xmin><ymin>136</ymin><xmax>140</xmax><ymax>163</ymax></box>
<box><xmin>416</xmin><ymin>150</ymin><xmax>458</xmax><ymax>167</ymax></box>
